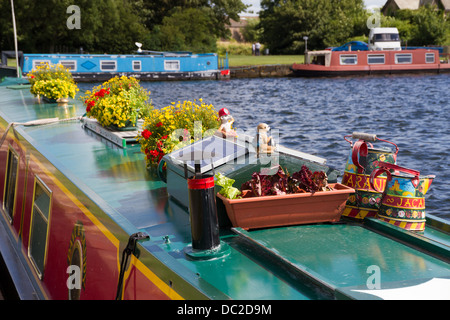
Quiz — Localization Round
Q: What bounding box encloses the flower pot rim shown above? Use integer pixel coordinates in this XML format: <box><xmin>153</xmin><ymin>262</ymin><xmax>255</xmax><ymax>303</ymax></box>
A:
<box><xmin>217</xmin><ymin>183</ymin><xmax>355</xmax><ymax>203</ymax></box>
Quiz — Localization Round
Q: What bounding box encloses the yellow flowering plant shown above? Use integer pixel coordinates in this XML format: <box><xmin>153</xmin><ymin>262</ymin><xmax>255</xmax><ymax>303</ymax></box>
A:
<box><xmin>32</xmin><ymin>78</ymin><xmax>79</xmax><ymax>100</ymax></box>
<box><xmin>137</xmin><ymin>99</ymin><xmax>219</xmax><ymax>167</ymax></box>
<box><xmin>81</xmin><ymin>76</ymin><xmax>153</xmax><ymax>129</ymax></box>
<box><xmin>27</xmin><ymin>63</ymin><xmax>75</xmax><ymax>96</ymax></box>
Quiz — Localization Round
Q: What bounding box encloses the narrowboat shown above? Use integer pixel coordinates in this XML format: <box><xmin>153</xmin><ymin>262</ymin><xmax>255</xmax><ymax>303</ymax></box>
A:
<box><xmin>0</xmin><ymin>77</ymin><xmax>450</xmax><ymax>302</ymax></box>
<box><xmin>291</xmin><ymin>47</ymin><xmax>450</xmax><ymax>77</ymax></box>
<box><xmin>18</xmin><ymin>50</ymin><xmax>230</xmax><ymax>82</ymax></box>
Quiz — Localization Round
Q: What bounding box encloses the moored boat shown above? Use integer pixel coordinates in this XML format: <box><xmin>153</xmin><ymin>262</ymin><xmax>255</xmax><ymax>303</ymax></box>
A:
<box><xmin>291</xmin><ymin>48</ymin><xmax>450</xmax><ymax>77</ymax></box>
<box><xmin>0</xmin><ymin>77</ymin><xmax>449</xmax><ymax>302</ymax></box>
<box><xmin>16</xmin><ymin>50</ymin><xmax>230</xmax><ymax>82</ymax></box>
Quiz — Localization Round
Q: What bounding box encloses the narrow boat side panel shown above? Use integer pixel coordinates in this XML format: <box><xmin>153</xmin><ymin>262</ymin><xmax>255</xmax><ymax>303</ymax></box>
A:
<box><xmin>0</xmin><ymin>121</ymin><xmax>185</xmax><ymax>299</ymax></box>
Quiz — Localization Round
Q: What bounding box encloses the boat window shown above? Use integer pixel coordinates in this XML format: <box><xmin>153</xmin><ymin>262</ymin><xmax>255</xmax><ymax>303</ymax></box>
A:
<box><xmin>340</xmin><ymin>54</ymin><xmax>358</xmax><ymax>65</ymax></box>
<box><xmin>395</xmin><ymin>53</ymin><xmax>412</xmax><ymax>64</ymax></box>
<box><xmin>164</xmin><ymin>60</ymin><xmax>180</xmax><ymax>71</ymax></box>
<box><xmin>28</xmin><ymin>176</ymin><xmax>52</xmax><ymax>279</ymax></box>
<box><xmin>425</xmin><ymin>53</ymin><xmax>435</xmax><ymax>63</ymax></box>
<box><xmin>100</xmin><ymin>60</ymin><xmax>117</xmax><ymax>71</ymax></box>
<box><xmin>367</xmin><ymin>54</ymin><xmax>385</xmax><ymax>64</ymax></box>
<box><xmin>32</xmin><ymin>60</ymin><xmax>51</xmax><ymax>69</ymax></box>
<box><xmin>132</xmin><ymin>60</ymin><xmax>141</xmax><ymax>71</ymax></box>
<box><xmin>3</xmin><ymin>147</ymin><xmax>19</xmax><ymax>223</ymax></box>
<box><xmin>59</xmin><ymin>60</ymin><xmax>77</xmax><ymax>71</ymax></box>
<box><xmin>311</xmin><ymin>55</ymin><xmax>326</xmax><ymax>65</ymax></box>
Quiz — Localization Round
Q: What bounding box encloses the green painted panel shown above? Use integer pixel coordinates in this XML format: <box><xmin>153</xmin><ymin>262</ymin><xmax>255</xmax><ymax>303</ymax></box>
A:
<box><xmin>237</xmin><ymin>224</ymin><xmax>450</xmax><ymax>289</ymax></box>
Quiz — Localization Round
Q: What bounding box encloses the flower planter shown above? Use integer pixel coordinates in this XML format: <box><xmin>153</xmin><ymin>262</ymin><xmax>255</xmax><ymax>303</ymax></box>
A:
<box><xmin>57</xmin><ymin>97</ymin><xmax>69</xmax><ymax>106</ymax></box>
<box><xmin>42</xmin><ymin>95</ymin><xmax>57</xmax><ymax>104</ymax></box>
<box><xmin>216</xmin><ymin>183</ymin><xmax>355</xmax><ymax>230</ymax></box>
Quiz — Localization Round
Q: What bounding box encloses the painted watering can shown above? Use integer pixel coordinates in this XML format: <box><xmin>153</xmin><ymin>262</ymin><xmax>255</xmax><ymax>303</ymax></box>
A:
<box><xmin>370</xmin><ymin>161</ymin><xmax>434</xmax><ymax>231</ymax></box>
<box><xmin>341</xmin><ymin>132</ymin><xmax>399</xmax><ymax>220</ymax></box>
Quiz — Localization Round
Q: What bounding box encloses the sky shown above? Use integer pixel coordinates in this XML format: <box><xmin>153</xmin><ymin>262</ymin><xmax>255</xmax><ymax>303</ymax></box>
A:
<box><xmin>242</xmin><ymin>0</ymin><xmax>388</xmax><ymax>15</ymax></box>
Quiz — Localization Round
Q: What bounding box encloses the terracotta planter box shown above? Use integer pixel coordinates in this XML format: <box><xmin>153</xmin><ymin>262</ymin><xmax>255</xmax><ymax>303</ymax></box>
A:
<box><xmin>217</xmin><ymin>183</ymin><xmax>355</xmax><ymax>230</ymax></box>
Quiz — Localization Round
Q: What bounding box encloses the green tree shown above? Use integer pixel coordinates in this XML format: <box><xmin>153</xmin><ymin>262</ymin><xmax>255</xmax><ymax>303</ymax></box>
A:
<box><xmin>242</xmin><ymin>18</ymin><xmax>261</xmax><ymax>43</ymax></box>
<box><xmin>141</xmin><ymin>0</ymin><xmax>247</xmax><ymax>52</ymax></box>
<box><xmin>382</xmin><ymin>5</ymin><xmax>448</xmax><ymax>46</ymax></box>
<box><xmin>0</xmin><ymin>0</ymin><xmax>149</xmax><ymax>53</ymax></box>
<box><xmin>146</xmin><ymin>8</ymin><xmax>217</xmax><ymax>53</ymax></box>
<box><xmin>259</xmin><ymin>0</ymin><xmax>367</xmax><ymax>54</ymax></box>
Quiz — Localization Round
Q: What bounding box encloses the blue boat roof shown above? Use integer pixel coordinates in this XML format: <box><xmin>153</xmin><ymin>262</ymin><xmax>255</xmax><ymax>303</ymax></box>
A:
<box><xmin>332</xmin><ymin>41</ymin><xmax>369</xmax><ymax>51</ymax></box>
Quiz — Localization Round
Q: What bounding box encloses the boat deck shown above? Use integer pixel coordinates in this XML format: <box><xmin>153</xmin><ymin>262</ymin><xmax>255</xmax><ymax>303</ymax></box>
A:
<box><xmin>0</xmin><ymin>78</ymin><xmax>449</xmax><ymax>300</ymax></box>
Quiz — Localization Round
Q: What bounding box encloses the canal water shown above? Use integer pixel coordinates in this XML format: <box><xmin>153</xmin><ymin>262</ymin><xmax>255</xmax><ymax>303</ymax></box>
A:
<box><xmin>79</xmin><ymin>74</ymin><xmax>450</xmax><ymax>221</ymax></box>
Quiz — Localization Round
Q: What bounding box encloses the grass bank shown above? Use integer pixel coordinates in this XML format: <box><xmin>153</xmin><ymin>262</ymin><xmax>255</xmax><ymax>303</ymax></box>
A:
<box><xmin>227</xmin><ymin>55</ymin><xmax>304</xmax><ymax>67</ymax></box>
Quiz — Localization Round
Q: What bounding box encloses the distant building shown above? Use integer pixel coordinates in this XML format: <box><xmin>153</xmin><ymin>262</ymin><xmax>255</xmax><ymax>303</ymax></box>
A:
<box><xmin>382</xmin><ymin>0</ymin><xmax>450</xmax><ymax>15</ymax></box>
<box><xmin>227</xmin><ymin>16</ymin><xmax>258</xmax><ymax>42</ymax></box>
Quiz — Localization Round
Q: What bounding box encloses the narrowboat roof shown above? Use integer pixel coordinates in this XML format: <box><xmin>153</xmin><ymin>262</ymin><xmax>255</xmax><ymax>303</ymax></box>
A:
<box><xmin>0</xmin><ymin>78</ymin><xmax>450</xmax><ymax>300</ymax></box>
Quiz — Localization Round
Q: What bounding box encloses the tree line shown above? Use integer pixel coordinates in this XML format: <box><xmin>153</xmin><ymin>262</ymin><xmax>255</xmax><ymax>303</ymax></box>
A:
<box><xmin>257</xmin><ymin>0</ymin><xmax>449</xmax><ymax>54</ymax></box>
<box><xmin>0</xmin><ymin>0</ymin><xmax>246</xmax><ymax>54</ymax></box>
<box><xmin>0</xmin><ymin>0</ymin><xmax>448</xmax><ymax>55</ymax></box>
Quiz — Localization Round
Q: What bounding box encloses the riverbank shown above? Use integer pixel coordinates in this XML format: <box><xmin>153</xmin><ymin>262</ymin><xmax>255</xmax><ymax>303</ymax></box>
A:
<box><xmin>230</xmin><ymin>64</ymin><xmax>293</xmax><ymax>78</ymax></box>
<box><xmin>227</xmin><ymin>54</ymin><xmax>303</xmax><ymax>78</ymax></box>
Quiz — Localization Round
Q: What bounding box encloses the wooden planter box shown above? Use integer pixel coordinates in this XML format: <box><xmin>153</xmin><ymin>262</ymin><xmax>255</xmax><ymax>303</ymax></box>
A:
<box><xmin>217</xmin><ymin>183</ymin><xmax>355</xmax><ymax>230</ymax></box>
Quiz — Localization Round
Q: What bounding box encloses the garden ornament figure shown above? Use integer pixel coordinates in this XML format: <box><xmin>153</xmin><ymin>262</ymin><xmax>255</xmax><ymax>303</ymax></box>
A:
<box><xmin>217</xmin><ymin>108</ymin><xmax>237</xmax><ymax>138</ymax></box>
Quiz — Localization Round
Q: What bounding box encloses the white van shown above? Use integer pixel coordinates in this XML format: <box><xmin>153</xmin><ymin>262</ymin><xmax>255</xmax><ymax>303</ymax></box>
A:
<box><xmin>368</xmin><ymin>28</ymin><xmax>401</xmax><ymax>51</ymax></box>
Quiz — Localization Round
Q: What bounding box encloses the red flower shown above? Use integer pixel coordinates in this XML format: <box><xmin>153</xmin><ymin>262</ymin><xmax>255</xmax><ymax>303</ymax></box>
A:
<box><xmin>94</xmin><ymin>88</ymin><xmax>110</xmax><ymax>98</ymax></box>
<box><xmin>161</xmin><ymin>135</ymin><xmax>168</xmax><ymax>140</ymax></box>
<box><xmin>141</xmin><ymin>129</ymin><xmax>152</xmax><ymax>139</ymax></box>
<box><xmin>156</xmin><ymin>122</ymin><xmax>163</xmax><ymax>127</ymax></box>
<box><xmin>30</xmin><ymin>75</ymin><xmax>35</xmax><ymax>79</ymax></box>
<box><xmin>86</xmin><ymin>100</ymin><xmax>95</xmax><ymax>112</ymax></box>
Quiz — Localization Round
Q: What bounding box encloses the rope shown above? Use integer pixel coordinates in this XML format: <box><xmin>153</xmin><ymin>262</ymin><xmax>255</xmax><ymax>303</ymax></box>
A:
<box><xmin>0</xmin><ymin>116</ymin><xmax>82</xmax><ymax>146</ymax></box>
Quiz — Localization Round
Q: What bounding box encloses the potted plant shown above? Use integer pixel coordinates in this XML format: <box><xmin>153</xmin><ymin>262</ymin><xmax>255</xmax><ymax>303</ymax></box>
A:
<box><xmin>215</xmin><ymin>165</ymin><xmax>355</xmax><ymax>230</ymax></box>
<box><xmin>32</xmin><ymin>78</ymin><xmax>78</xmax><ymax>105</ymax></box>
<box><xmin>81</xmin><ymin>76</ymin><xmax>152</xmax><ymax>130</ymax></box>
<box><xmin>136</xmin><ymin>99</ymin><xmax>219</xmax><ymax>167</ymax></box>
<box><xmin>27</xmin><ymin>63</ymin><xmax>76</xmax><ymax>102</ymax></box>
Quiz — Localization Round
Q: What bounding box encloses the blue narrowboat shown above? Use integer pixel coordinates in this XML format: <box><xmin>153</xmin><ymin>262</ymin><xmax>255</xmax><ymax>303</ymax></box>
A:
<box><xmin>20</xmin><ymin>51</ymin><xmax>230</xmax><ymax>82</ymax></box>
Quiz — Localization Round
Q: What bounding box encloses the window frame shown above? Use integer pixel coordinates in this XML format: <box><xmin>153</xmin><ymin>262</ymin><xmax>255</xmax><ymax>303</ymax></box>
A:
<box><xmin>3</xmin><ymin>146</ymin><xmax>20</xmax><ymax>223</ymax></box>
<box><xmin>100</xmin><ymin>60</ymin><xmax>117</xmax><ymax>71</ymax></box>
<box><xmin>164</xmin><ymin>60</ymin><xmax>180</xmax><ymax>71</ymax></box>
<box><xmin>28</xmin><ymin>175</ymin><xmax>52</xmax><ymax>279</ymax></box>
<box><xmin>132</xmin><ymin>60</ymin><xmax>142</xmax><ymax>71</ymax></box>
<box><xmin>339</xmin><ymin>54</ymin><xmax>358</xmax><ymax>65</ymax></box>
<box><xmin>367</xmin><ymin>54</ymin><xmax>385</xmax><ymax>65</ymax></box>
<box><xmin>32</xmin><ymin>60</ymin><xmax>51</xmax><ymax>69</ymax></box>
<box><xmin>395</xmin><ymin>53</ymin><xmax>413</xmax><ymax>64</ymax></box>
<box><xmin>59</xmin><ymin>60</ymin><xmax>77</xmax><ymax>71</ymax></box>
<box><xmin>425</xmin><ymin>52</ymin><xmax>435</xmax><ymax>64</ymax></box>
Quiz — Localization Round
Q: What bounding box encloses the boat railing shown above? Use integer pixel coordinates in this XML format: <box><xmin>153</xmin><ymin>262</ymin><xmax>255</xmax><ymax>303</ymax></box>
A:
<box><xmin>218</xmin><ymin>52</ymin><xmax>229</xmax><ymax>69</ymax></box>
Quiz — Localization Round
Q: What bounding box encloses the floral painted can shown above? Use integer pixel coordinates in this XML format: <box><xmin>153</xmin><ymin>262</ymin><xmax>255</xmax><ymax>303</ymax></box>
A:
<box><xmin>370</xmin><ymin>162</ymin><xmax>435</xmax><ymax>231</ymax></box>
<box><xmin>341</xmin><ymin>133</ymin><xmax>398</xmax><ymax>220</ymax></box>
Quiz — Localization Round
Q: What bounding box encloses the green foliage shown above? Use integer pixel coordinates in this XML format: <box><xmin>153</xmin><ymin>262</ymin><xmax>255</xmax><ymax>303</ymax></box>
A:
<box><xmin>215</xmin><ymin>173</ymin><xmax>241</xmax><ymax>199</ymax></box>
<box><xmin>146</xmin><ymin>8</ymin><xmax>218</xmax><ymax>53</ymax></box>
<box><xmin>382</xmin><ymin>5</ymin><xmax>448</xmax><ymax>46</ymax></box>
<box><xmin>0</xmin><ymin>0</ymin><xmax>247</xmax><ymax>54</ymax></box>
<box><xmin>217</xmin><ymin>42</ymin><xmax>253</xmax><ymax>56</ymax></box>
<box><xmin>259</xmin><ymin>0</ymin><xmax>368</xmax><ymax>54</ymax></box>
<box><xmin>242</xmin><ymin>18</ymin><xmax>261</xmax><ymax>43</ymax></box>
